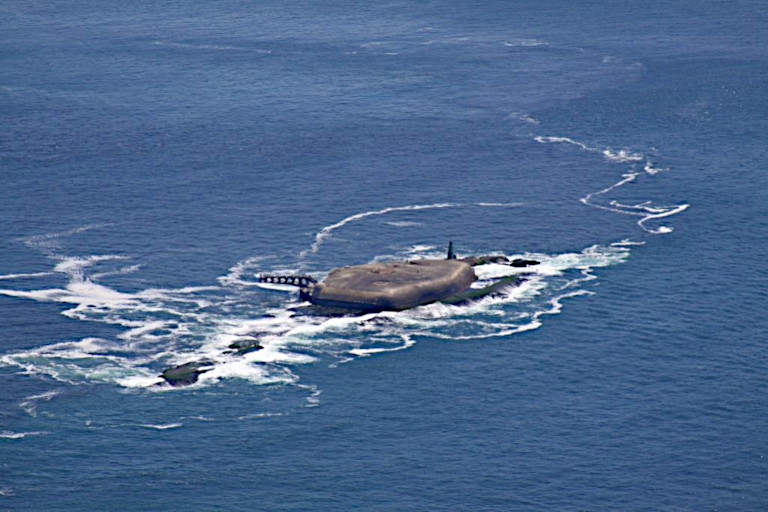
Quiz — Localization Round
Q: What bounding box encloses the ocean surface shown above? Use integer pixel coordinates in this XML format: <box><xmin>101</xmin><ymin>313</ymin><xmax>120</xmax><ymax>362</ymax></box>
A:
<box><xmin>1</xmin><ymin>1</ymin><xmax>767</xmax><ymax>510</ymax></box>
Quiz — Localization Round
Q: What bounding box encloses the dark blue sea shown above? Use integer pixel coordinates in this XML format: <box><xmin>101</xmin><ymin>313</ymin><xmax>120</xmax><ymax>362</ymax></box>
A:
<box><xmin>2</xmin><ymin>1</ymin><xmax>767</xmax><ymax>510</ymax></box>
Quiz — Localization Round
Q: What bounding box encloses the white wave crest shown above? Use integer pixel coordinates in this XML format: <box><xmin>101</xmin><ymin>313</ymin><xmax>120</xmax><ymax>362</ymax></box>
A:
<box><xmin>0</xmin><ymin>430</ymin><xmax>47</xmax><ymax>439</ymax></box>
<box><xmin>0</xmin><ymin>272</ymin><xmax>53</xmax><ymax>280</ymax></box>
<box><xmin>643</xmin><ymin>161</ymin><xmax>665</xmax><ymax>175</ymax></box>
<box><xmin>348</xmin><ymin>334</ymin><xmax>416</xmax><ymax>357</ymax></box>
<box><xmin>503</xmin><ymin>39</ymin><xmax>549</xmax><ymax>47</ymax></box>
<box><xmin>602</xmin><ymin>148</ymin><xmax>644</xmax><ymax>162</ymax></box>
<box><xmin>140</xmin><ymin>423</ymin><xmax>182</xmax><ymax>430</ymax></box>
<box><xmin>535</xmin><ymin>136</ymin><xmax>596</xmax><ymax>152</ymax></box>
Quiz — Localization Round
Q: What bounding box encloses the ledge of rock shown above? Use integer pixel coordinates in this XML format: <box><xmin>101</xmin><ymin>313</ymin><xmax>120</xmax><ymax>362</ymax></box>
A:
<box><xmin>460</xmin><ymin>255</ymin><xmax>510</xmax><ymax>266</ymax></box>
<box><xmin>510</xmin><ymin>258</ymin><xmax>540</xmax><ymax>267</ymax></box>
<box><xmin>160</xmin><ymin>361</ymin><xmax>213</xmax><ymax>387</ymax></box>
<box><xmin>227</xmin><ymin>338</ymin><xmax>263</xmax><ymax>355</ymax></box>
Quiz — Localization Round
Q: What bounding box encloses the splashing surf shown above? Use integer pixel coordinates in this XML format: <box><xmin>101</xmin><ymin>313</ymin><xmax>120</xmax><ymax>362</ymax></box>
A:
<box><xmin>0</xmin><ymin>132</ymin><xmax>684</xmax><ymax>400</ymax></box>
<box><xmin>1</xmin><ymin>229</ymin><xmax>632</xmax><ymax>398</ymax></box>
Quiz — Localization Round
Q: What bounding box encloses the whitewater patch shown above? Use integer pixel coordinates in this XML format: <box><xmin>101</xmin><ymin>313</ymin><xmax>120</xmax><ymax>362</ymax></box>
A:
<box><xmin>0</xmin><ymin>272</ymin><xmax>53</xmax><ymax>280</ymax></box>
<box><xmin>602</xmin><ymin>148</ymin><xmax>643</xmax><ymax>162</ymax></box>
<box><xmin>0</xmin><ymin>234</ymin><xmax>631</xmax><ymax>396</ymax></box>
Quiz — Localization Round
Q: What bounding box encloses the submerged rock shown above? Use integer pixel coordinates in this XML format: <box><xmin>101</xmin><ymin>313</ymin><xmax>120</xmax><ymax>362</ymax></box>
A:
<box><xmin>227</xmin><ymin>338</ymin><xmax>263</xmax><ymax>355</ymax></box>
<box><xmin>160</xmin><ymin>361</ymin><xmax>213</xmax><ymax>387</ymax></box>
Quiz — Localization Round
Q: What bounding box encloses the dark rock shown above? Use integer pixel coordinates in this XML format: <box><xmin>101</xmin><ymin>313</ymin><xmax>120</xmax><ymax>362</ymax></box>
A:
<box><xmin>460</xmin><ymin>255</ymin><xmax>510</xmax><ymax>266</ymax></box>
<box><xmin>510</xmin><ymin>258</ymin><xmax>540</xmax><ymax>268</ymax></box>
<box><xmin>227</xmin><ymin>338</ymin><xmax>263</xmax><ymax>355</ymax></box>
<box><xmin>160</xmin><ymin>361</ymin><xmax>213</xmax><ymax>387</ymax></box>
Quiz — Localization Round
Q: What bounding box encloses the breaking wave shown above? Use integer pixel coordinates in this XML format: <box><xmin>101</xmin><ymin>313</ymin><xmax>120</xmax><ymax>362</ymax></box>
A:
<box><xmin>0</xmin><ymin>430</ymin><xmax>47</xmax><ymax>439</ymax></box>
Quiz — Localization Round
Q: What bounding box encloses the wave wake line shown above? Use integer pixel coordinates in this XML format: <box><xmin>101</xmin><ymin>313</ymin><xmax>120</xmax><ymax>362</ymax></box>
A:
<box><xmin>535</xmin><ymin>134</ymin><xmax>689</xmax><ymax>234</ymax></box>
<box><xmin>300</xmin><ymin>202</ymin><xmax>523</xmax><ymax>259</ymax></box>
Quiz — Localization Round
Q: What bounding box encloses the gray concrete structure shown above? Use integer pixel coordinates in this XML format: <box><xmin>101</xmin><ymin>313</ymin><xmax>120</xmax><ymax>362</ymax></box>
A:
<box><xmin>306</xmin><ymin>259</ymin><xmax>476</xmax><ymax>312</ymax></box>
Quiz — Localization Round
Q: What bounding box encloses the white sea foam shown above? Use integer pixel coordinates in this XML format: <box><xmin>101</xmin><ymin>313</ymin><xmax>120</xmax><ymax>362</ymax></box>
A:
<box><xmin>348</xmin><ymin>335</ymin><xmax>416</xmax><ymax>357</ymax></box>
<box><xmin>297</xmin><ymin>384</ymin><xmax>323</xmax><ymax>407</ymax></box>
<box><xmin>218</xmin><ymin>256</ymin><xmax>275</xmax><ymax>287</ymax></box>
<box><xmin>580</xmin><ymin>172</ymin><xmax>690</xmax><ymax>234</ymax></box>
<box><xmin>407</xmin><ymin>244</ymin><xmax>437</xmax><ymax>254</ymax></box>
<box><xmin>140</xmin><ymin>423</ymin><xmax>182</xmax><ymax>430</ymax></box>
<box><xmin>118</xmin><ymin>375</ymin><xmax>165</xmax><ymax>388</ymax></box>
<box><xmin>0</xmin><ymin>430</ymin><xmax>47</xmax><ymax>439</ymax></box>
<box><xmin>643</xmin><ymin>161</ymin><xmax>665</xmax><ymax>175</ymax></box>
<box><xmin>91</xmin><ymin>264</ymin><xmax>141</xmax><ymax>280</ymax></box>
<box><xmin>254</xmin><ymin>282</ymin><xmax>299</xmax><ymax>292</ymax></box>
<box><xmin>474</xmin><ymin>202</ymin><xmax>524</xmax><ymax>208</ymax></box>
<box><xmin>602</xmin><ymin>148</ymin><xmax>643</xmax><ymax>162</ymax></box>
<box><xmin>535</xmin><ymin>136</ymin><xmax>596</xmax><ymax>152</ymax></box>
<box><xmin>0</xmin><ymin>272</ymin><xmax>53</xmax><ymax>280</ymax></box>
<box><xmin>535</xmin><ymin>132</ymin><xmax>686</xmax><ymax>234</ymax></box>
<box><xmin>237</xmin><ymin>412</ymin><xmax>287</xmax><ymax>420</ymax></box>
<box><xmin>18</xmin><ymin>390</ymin><xmax>61</xmax><ymax>417</ymax></box>
<box><xmin>611</xmin><ymin>239</ymin><xmax>645</xmax><ymax>247</ymax></box>
<box><xmin>300</xmin><ymin>203</ymin><xmax>457</xmax><ymax>258</ymax></box>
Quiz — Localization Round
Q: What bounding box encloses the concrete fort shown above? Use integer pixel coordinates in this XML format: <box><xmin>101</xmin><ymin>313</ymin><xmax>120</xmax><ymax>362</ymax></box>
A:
<box><xmin>306</xmin><ymin>259</ymin><xmax>476</xmax><ymax>312</ymax></box>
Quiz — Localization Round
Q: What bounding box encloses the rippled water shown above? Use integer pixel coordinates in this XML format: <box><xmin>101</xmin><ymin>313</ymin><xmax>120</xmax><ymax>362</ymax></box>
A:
<box><xmin>1</xmin><ymin>0</ymin><xmax>766</xmax><ymax>510</ymax></box>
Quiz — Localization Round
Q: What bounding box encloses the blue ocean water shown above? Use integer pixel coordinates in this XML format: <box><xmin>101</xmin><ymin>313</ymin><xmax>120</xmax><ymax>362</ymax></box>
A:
<box><xmin>2</xmin><ymin>0</ymin><xmax>767</xmax><ymax>509</ymax></box>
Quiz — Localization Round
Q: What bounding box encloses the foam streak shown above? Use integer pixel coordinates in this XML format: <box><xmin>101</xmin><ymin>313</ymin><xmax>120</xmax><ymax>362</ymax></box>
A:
<box><xmin>300</xmin><ymin>203</ymin><xmax>457</xmax><ymax>258</ymax></box>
